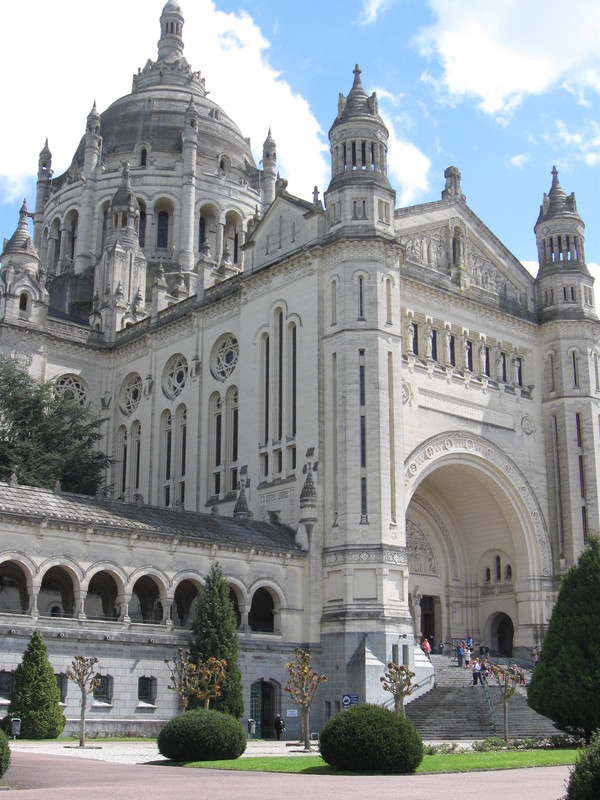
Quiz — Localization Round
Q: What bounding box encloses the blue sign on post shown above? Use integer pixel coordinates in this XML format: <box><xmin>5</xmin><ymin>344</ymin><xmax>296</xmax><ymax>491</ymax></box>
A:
<box><xmin>342</xmin><ymin>694</ymin><xmax>359</xmax><ymax>709</ymax></box>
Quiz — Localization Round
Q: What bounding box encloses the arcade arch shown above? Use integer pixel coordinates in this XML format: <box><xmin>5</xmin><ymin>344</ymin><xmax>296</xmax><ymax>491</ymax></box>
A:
<box><xmin>404</xmin><ymin>433</ymin><xmax>552</xmax><ymax>656</ymax></box>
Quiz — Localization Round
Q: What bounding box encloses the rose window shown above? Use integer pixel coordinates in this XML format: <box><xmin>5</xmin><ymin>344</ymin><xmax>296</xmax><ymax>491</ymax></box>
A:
<box><xmin>163</xmin><ymin>355</ymin><xmax>188</xmax><ymax>398</ymax></box>
<box><xmin>211</xmin><ymin>334</ymin><xmax>239</xmax><ymax>381</ymax></box>
<box><xmin>120</xmin><ymin>373</ymin><xmax>143</xmax><ymax>415</ymax></box>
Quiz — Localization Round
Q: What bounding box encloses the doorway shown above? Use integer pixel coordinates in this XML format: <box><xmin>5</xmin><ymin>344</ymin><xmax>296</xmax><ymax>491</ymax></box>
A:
<box><xmin>250</xmin><ymin>680</ymin><xmax>276</xmax><ymax>738</ymax></box>
<box><xmin>491</xmin><ymin>613</ymin><xmax>514</xmax><ymax>657</ymax></box>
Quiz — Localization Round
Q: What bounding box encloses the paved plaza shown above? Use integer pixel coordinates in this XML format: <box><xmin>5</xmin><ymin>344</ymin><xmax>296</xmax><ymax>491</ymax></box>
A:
<box><xmin>1</xmin><ymin>739</ymin><xmax>571</xmax><ymax>799</ymax></box>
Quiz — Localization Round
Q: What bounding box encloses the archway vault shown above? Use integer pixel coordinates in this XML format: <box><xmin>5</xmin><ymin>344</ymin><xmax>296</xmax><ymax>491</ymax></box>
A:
<box><xmin>404</xmin><ymin>432</ymin><xmax>552</xmax><ymax>578</ymax></box>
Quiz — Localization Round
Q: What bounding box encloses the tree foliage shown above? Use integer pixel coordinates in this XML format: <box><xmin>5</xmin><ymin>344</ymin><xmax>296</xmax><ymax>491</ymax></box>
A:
<box><xmin>190</xmin><ymin>563</ymin><xmax>244</xmax><ymax>717</ymax></box>
<box><xmin>380</xmin><ymin>662</ymin><xmax>415</xmax><ymax>717</ymax></box>
<box><xmin>9</xmin><ymin>630</ymin><xmax>65</xmax><ymax>739</ymax></box>
<box><xmin>528</xmin><ymin>536</ymin><xmax>600</xmax><ymax>743</ymax></box>
<box><xmin>284</xmin><ymin>648</ymin><xmax>327</xmax><ymax>750</ymax></box>
<box><xmin>66</xmin><ymin>656</ymin><xmax>101</xmax><ymax>747</ymax></box>
<box><xmin>0</xmin><ymin>356</ymin><xmax>111</xmax><ymax>495</ymax></box>
<box><xmin>165</xmin><ymin>648</ymin><xmax>226</xmax><ymax>712</ymax></box>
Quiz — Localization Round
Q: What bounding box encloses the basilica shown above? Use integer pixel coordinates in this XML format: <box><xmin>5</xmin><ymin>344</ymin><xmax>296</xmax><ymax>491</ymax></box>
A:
<box><xmin>1</xmin><ymin>1</ymin><xmax>598</xmax><ymax>737</ymax></box>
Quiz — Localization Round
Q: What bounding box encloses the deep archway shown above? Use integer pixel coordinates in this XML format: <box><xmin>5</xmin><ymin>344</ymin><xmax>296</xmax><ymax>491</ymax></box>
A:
<box><xmin>405</xmin><ymin>432</ymin><xmax>551</xmax><ymax>654</ymax></box>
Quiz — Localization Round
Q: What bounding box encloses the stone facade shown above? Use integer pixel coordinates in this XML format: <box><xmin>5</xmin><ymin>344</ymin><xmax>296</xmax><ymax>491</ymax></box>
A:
<box><xmin>1</xmin><ymin>2</ymin><xmax>599</xmax><ymax>737</ymax></box>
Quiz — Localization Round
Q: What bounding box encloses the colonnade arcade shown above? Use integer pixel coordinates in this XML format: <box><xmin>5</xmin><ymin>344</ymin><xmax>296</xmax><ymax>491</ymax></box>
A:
<box><xmin>0</xmin><ymin>557</ymin><xmax>282</xmax><ymax>634</ymax></box>
<box><xmin>405</xmin><ymin>432</ymin><xmax>552</xmax><ymax>656</ymax></box>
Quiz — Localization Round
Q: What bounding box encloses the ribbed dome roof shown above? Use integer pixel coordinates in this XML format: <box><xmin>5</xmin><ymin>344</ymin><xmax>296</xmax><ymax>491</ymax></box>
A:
<box><xmin>63</xmin><ymin>4</ymin><xmax>255</xmax><ymax>178</ymax></box>
<box><xmin>330</xmin><ymin>64</ymin><xmax>386</xmax><ymax>133</ymax></box>
<box><xmin>535</xmin><ymin>166</ymin><xmax>583</xmax><ymax>228</ymax></box>
<box><xmin>2</xmin><ymin>200</ymin><xmax>38</xmax><ymax>260</ymax></box>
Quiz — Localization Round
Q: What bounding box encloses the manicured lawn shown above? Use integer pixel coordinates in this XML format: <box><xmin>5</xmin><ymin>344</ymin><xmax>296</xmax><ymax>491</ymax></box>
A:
<box><xmin>180</xmin><ymin>749</ymin><xmax>578</xmax><ymax>774</ymax></box>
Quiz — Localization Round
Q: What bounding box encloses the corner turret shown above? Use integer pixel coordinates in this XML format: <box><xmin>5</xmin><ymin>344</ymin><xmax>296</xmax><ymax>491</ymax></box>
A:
<box><xmin>534</xmin><ymin>167</ymin><xmax>595</xmax><ymax>321</ymax></box>
<box><xmin>262</xmin><ymin>128</ymin><xmax>277</xmax><ymax>208</ymax></box>
<box><xmin>324</xmin><ymin>65</ymin><xmax>395</xmax><ymax>237</ymax></box>
<box><xmin>0</xmin><ymin>200</ymin><xmax>49</xmax><ymax>326</ymax></box>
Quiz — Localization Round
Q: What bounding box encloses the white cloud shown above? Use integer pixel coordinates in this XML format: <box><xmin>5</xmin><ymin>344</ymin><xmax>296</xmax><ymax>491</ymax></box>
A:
<box><xmin>360</xmin><ymin>0</ymin><xmax>397</xmax><ymax>25</ymax></box>
<box><xmin>0</xmin><ymin>1</ymin><xmax>328</xmax><ymax>207</ymax></box>
<box><xmin>384</xmin><ymin>118</ymin><xmax>431</xmax><ymax>206</ymax></box>
<box><xmin>510</xmin><ymin>154</ymin><xmax>528</xmax><ymax>169</ymax></box>
<box><xmin>552</xmin><ymin>120</ymin><xmax>600</xmax><ymax>166</ymax></box>
<box><xmin>416</xmin><ymin>0</ymin><xmax>600</xmax><ymax>118</ymax></box>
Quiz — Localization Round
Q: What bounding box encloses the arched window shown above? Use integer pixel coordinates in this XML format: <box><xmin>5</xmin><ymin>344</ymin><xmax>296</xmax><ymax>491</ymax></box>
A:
<box><xmin>161</xmin><ymin>411</ymin><xmax>173</xmax><ymax>506</ymax></box>
<box><xmin>210</xmin><ymin>394</ymin><xmax>223</xmax><ymax>497</ymax></box>
<box><xmin>140</xmin><ymin>148</ymin><xmax>147</xmax><ymax>167</ymax></box>
<box><xmin>331</xmin><ymin>280</ymin><xmax>338</xmax><ymax>325</ymax></box>
<box><xmin>226</xmin><ymin>388</ymin><xmax>239</xmax><ymax>494</ymax></box>
<box><xmin>117</xmin><ymin>425</ymin><xmax>128</xmax><ymax>499</ymax></box>
<box><xmin>495</xmin><ymin>555</ymin><xmax>501</xmax><ymax>582</ymax></box>
<box><xmin>139</xmin><ymin>209</ymin><xmax>146</xmax><ymax>247</ymax></box>
<box><xmin>248</xmin><ymin>587</ymin><xmax>275</xmax><ymax>632</ymax></box>
<box><xmin>157</xmin><ymin>211</ymin><xmax>169</xmax><ymax>249</ymax></box>
<box><xmin>358</xmin><ymin>275</ymin><xmax>365</xmax><ymax>319</ymax></box>
<box><xmin>19</xmin><ymin>293</ymin><xmax>30</xmax><ymax>314</ymax></box>
<box><xmin>199</xmin><ymin>215</ymin><xmax>206</xmax><ymax>249</ymax></box>
<box><xmin>386</xmin><ymin>278</ymin><xmax>392</xmax><ymax>324</ymax></box>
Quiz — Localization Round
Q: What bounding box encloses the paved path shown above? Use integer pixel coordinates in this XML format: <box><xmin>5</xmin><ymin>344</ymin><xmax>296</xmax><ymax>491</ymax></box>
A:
<box><xmin>1</xmin><ymin>741</ymin><xmax>571</xmax><ymax>800</ymax></box>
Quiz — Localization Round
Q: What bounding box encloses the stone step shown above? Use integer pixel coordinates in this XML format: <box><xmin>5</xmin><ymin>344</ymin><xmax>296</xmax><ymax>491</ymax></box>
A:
<box><xmin>405</xmin><ymin>656</ymin><xmax>558</xmax><ymax>740</ymax></box>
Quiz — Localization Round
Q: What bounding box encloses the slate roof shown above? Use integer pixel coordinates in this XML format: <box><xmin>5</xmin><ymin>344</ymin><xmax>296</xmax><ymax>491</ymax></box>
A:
<box><xmin>0</xmin><ymin>483</ymin><xmax>303</xmax><ymax>555</ymax></box>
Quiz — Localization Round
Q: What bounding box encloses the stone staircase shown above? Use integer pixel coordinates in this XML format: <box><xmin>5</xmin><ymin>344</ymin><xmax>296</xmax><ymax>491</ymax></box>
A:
<box><xmin>405</xmin><ymin>654</ymin><xmax>559</xmax><ymax>740</ymax></box>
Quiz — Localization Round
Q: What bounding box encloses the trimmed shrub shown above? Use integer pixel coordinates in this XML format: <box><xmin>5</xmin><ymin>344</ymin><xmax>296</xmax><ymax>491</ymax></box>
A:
<box><xmin>319</xmin><ymin>704</ymin><xmax>423</xmax><ymax>774</ymax></box>
<box><xmin>0</xmin><ymin>729</ymin><xmax>10</xmax><ymax>778</ymax></box>
<box><xmin>9</xmin><ymin>631</ymin><xmax>65</xmax><ymax>739</ymax></box>
<box><xmin>8</xmin><ymin>631</ymin><xmax>66</xmax><ymax>739</ymax></box>
<box><xmin>157</xmin><ymin>708</ymin><xmax>246</xmax><ymax>762</ymax></box>
<box><xmin>564</xmin><ymin>729</ymin><xmax>600</xmax><ymax>800</ymax></box>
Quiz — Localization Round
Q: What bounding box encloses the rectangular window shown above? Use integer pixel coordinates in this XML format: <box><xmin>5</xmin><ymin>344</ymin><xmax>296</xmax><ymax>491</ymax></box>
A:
<box><xmin>516</xmin><ymin>356</ymin><xmax>523</xmax><ymax>387</ymax></box>
<box><xmin>138</xmin><ymin>676</ymin><xmax>156</xmax><ymax>705</ymax></box>
<box><xmin>0</xmin><ymin>672</ymin><xmax>13</xmax><ymax>700</ymax></box>
<box><xmin>93</xmin><ymin>675</ymin><xmax>112</xmax><ymax>704</ymax></box>
<box><xmin>55</xmin><ymin>673</ymin><xmax>67</xmax><ymax>704</ymax></box>
<box><xmin>413</xmin><ymin>323</ymin><xmax>419</xmax><ymax>357</ymax></box>
<box><xmin>465</xmin><ymin>340</ymin><xmax>473</xmax><ymax>371</ymax></box>
<box><xmin>449</xmin><ymin>335</ymin><xmax>456</xmax><ymax>366</ymax></box>
<box><xmin>431</xmin><ymin>330</ymin><xmax>438</xmax><ymax>361</ymax></box>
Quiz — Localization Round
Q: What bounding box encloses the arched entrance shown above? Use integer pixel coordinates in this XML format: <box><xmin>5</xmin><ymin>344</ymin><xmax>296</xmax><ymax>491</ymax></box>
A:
<box><xmin>491</xmin><ymin>612</ymin><xmax>514</xmax><ymax>657</ymax></box>
<box><xmin>404</xmin><ymin>433</ymin><xmax>551</xmax><ymax>653</ymax></box>
<box><xmin>250</xmin><ymin>680</ymin><xmax>277</xmax><ymax>738</ymax></box>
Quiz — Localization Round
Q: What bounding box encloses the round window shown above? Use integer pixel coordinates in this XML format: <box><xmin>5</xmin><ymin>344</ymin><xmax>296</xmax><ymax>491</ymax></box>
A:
<box><xmin>163</xmin><ymin>354</ymin><xmax>189</xmax><ymax>398</ymax></box>
<box><xmin>120</xmin><ymin>373</ymin><xmax>143</xmax><ymax>415</ymax></box>
<box><xmin>211</xmin><ymin>334</ymin><xmax>239</xmax><ymax>381</ymax></box>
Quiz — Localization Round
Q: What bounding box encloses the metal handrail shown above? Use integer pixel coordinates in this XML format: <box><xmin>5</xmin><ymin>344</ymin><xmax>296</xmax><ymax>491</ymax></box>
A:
<box><xmin>480</xmin><ymin>674</ymin><xmax>497</xmax><ymax>732</ymax></box>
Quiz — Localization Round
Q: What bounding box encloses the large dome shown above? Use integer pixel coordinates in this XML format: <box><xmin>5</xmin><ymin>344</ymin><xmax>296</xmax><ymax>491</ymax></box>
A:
<box><xmin>62</xmin><ymin>2</ymin><xmax>256</xmax><ymax>182</ymax></box>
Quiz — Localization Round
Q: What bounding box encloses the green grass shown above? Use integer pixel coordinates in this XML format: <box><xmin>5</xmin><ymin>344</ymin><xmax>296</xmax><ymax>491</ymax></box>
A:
<box><xmin>179</xmin><ymin>749</ymin><xmax>578</xmax><ymax>774</ymax></box>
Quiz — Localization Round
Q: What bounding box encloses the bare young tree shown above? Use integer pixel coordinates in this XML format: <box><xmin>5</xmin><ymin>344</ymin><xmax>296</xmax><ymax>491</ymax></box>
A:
<box><xmin>380</xmin><ymin>662</ymin><xmax>416</xmax><ymax>717</ymax></box>
<box><xmin>66</xmin><ymin>656</ymin><xmax>101</xmax><ymax>747</ymax></box>
<box><xmin>284</xmin><ymin>648</ymin><xmax>327</xmax><ymax>751</ymax></box>
<box><xmin>488</xmin><ymin>663</ymin><xmax>518</xmax><ymax>741</ymax></box>
<box><xmin>165</xmin><ymin>648</ymin><xmax>227</xmax><ymax>713</ymax></box>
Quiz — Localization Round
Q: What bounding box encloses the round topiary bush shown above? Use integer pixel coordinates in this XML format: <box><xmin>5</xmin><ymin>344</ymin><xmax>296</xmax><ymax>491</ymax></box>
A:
<box><xmin>564</xmin><ymin>729</ymin><xmax>600</xmax><ymax>800</ymax></box>
<box><xmin>0</xmin><ymin>729</ymin><xmax>10</xmax><ymax>778</ymax></box>
<box><xmin>320</xmin><ymin>704</ymin><xmax>423</xmax><ymax>774</ymax></box>
<box><xmin>157</xmin><ymin>708</ymin><xmax>246</xmax><ymax>762</ymax></box>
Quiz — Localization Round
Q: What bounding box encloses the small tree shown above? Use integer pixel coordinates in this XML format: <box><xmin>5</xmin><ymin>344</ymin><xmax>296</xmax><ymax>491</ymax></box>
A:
<box><xmin>9</xmin><ymin>631</ymin><xmax>65</xmax><ymax>739</ymax></box>
<box><xmin>0</xmin><ymin>356</ymin><xmax>111</xmax><ymax>495</ymax></box>
<box><xmin>191</xmin><ymin>562</ymin><xmax>244</xmax><ymax>717</ymax></box>
<box><xmin>528</xmin><ymin>536</ymin><xmax>600</xmax><ymax>743</ymax></box>
<box><xmin>66</xmin><ymin>656</ymin><xmax>101</xmax><ymax>747</ymax></box>
<box><xmin>165</xmin><ymin>649</ymin><xmax>227</xmax><ymax>712</ymax></box>
<box><xmin>488</xmin><ymin>663</ymin><xmax>517</xmax><ymax>741</ymax></box>
<box><xmin>284</xmin><ymin>648</ymin><xmax>327</xmax><ymax>751</ymax></box>
<box><xmin>380</xmin><ymin>662</ymin><xmax>415</xmax><ymax>717</ymax></box>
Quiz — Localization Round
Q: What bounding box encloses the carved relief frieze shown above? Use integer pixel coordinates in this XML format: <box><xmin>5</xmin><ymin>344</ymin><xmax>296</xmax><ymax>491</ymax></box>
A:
<box><xmin>406</xmin><ymin>519</ymin><xmax>438</xmax><ymax>575</ymax></box>
<box><xmin>409</xmin><ymin>494</ymin><xmax>459</xmax><ymax>579</ymax></box>
<box><xmin>323</xmin><ymin>546</ymin><xmax>408</xmax><ymax>568</ymax></box>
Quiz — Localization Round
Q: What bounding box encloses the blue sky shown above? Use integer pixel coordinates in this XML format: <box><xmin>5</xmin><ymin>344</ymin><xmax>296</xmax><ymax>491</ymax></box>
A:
<box><xmin>2</xmin><ymin>0</ymin><xmax>599</xmax><ymax>278</ymax></box>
